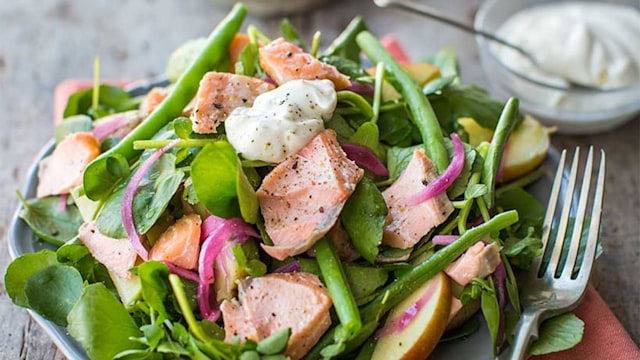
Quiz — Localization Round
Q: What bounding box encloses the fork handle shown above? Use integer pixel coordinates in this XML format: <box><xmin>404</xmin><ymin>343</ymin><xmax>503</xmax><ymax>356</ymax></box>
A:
<box><xmin>507</xmin><ymin>309</ymin><xmax>544</xmax><ymax>360</ymax></box>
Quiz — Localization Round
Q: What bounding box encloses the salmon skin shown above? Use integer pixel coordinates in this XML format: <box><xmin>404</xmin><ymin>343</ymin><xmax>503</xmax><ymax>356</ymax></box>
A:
<box><xmin>259</xmin><ymin>38</ymin><xmax>351</xmax><ymax>90</ymax></box>
<box><xmin>220</xmin><ymin>272</ymin><xmax>332</xmax><ymax>360</ymax></box>
<box><xmin>257</xmin><ymin>129</ymin><xmax>364</xmax><ymax>260</ymax></box>
<box><xmin>190</xmin><ymin>71</ymin><xmax>274</xmax><ymax>134</ymax></box>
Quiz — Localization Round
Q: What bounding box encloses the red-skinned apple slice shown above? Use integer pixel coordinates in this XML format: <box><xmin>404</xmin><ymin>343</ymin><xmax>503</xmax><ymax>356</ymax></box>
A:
<box><xmin>372</xmin><ymin>271</ymin><xmax>452</xmax><ymax>360</ymax></box>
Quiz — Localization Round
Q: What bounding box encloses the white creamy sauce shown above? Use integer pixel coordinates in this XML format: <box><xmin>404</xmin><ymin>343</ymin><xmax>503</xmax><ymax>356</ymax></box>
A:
<box><xmin>225</xmin><ymin>79</ymin><xmax>337</xmax><ymax>163</ymax></box>
<box><xmin>494</xmin><ymin>2</ymin><xmax>640</xmax><ymax>89</ymax></box>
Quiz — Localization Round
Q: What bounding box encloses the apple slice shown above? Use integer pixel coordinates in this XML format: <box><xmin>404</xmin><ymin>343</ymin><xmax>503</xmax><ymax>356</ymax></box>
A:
<box><xmin>372</xmin><ymin>272</ymin><xmax>452</xmax><ymax>360</ymax></box>
<box><xmin>458</xmin><ymin>115</ymin><xmax>552</xmax><ymax>182</ymax></box>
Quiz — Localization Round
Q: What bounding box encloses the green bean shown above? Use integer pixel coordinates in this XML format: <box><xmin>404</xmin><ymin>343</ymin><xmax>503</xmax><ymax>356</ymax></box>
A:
<box><xmin>323</xmin><ymin>16</ymin><xmax>367</xmax><ymax>62</ymax></box>
<box><xmin>314</xmin><ymin>237</ymin><xmax>362</xmax><ymax>335</ymax></box>
<box><xmin>306</xmin><ymin>210</ymin><xmax>519</xmax><ymax>359</ymax></box>
<box><xmin>356</xmin><ymin>31</ymin><xmax>449</xmax><ymax>173</ymax></box>
<box><xmin>82</xmin><ymin>3</ymin><xmax>247</xmax><ymax>200</ymax></box>
<box><xmin>482</xmin><ymin>97</ymin><xmax>519</xmax><ymax>209</ymax></box>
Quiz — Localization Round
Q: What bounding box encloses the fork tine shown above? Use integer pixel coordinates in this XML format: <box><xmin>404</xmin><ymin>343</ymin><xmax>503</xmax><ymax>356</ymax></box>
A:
<box><xmin>546</xmin><ymin>148</ymin><xmax>581</xmax><ymax>277</ymax></box>
<box><xmin>533</xmin><ymin>149</ymin><xmax>567</xmax><ymax>275</ymax></box>
<box><xmin>561</xmin><ymin>147</ymin><xmax>593</xmax><ymax>279</ymax></box>
<box><xmin>576</xmin><ymin>150</ymin><xmax>606</xmax><ymax>282</ymax></box>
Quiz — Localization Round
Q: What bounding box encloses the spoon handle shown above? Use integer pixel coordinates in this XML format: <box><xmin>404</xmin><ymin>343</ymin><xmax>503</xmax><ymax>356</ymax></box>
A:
<box><xmin>374</xmin><ymin>0</ymin><xmax>530</xmax><ymax>58</ymax></box>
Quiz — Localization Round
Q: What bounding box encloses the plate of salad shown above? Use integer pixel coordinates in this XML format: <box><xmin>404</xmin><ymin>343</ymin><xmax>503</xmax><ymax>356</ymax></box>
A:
<box><xmin>6</xmin><ymin>3</ymin><xmax>586</xmax><ymax>359</ymax></box>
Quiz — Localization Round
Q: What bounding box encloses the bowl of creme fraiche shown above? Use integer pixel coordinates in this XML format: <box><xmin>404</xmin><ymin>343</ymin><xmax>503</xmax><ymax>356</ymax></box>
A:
<box><xmin>474</xmin><ymin>0</ymin><xmax>640</xmax><ymax>134</ymax></box>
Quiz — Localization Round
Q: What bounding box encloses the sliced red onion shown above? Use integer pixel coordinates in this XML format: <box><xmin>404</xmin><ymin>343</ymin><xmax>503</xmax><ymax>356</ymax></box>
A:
<box><xmin>198</xmin><ymin>282</ymin><xmax>220</xmax><ymax>322</ymax></box>
<box><xmin>92</xmin><ymin>114</ymin><xmax>130</xmax><ymax>142</ymax></box>
<box><xmin>341</xmin><ymin>143</ymin><xmax>389</xmax><ymax>178</ymax></box>
<box><xmin>493</xmin><ymin>261</ymin><xmax>508</xmax><ymax>348</ymax></box>
<box><xmin>345</xmin><ymin>81</ymin><xmax>375</xmax><ymax>97</ymax></box>
<box><xmin>274</xmin><ymin>260</ymin><xmax>301</xmax><ymax>273</ymax></box>
<box><xmin>122</xmin><ymin>139</ymin><xmax>180</xmax><ymax>260</ymax></box>
<box><xmin>410</xmin><ymin>133</ymin><xmax>465</xmax><ymax>205</ymax></box>
<box><xmin>375</xmin><ymin>276</ymin><xmax>439</xmax><ymax>338</ymax></box>
<box><xmin>59</xmin><ymin>194</ymin><xmax>68</xmax><ymax>213</ymax></box>
<box><xmin>432</xmin><ymin>235</ymin><xmax>459</xmax><ymax>245</ymax></box>
<box><xmin>262</xmin><ymin>76</ymin><xmax>277</xmax><ymax>87</ymax></box>
<box><xmin>198</xmin><ymin>216</ymin><xmax>259</xmax><ymax>284</ymax></box>
<box><xmin>162</xmin><ymin>261</ymin><xmax>200</xmax><ymax>283</ymax></box>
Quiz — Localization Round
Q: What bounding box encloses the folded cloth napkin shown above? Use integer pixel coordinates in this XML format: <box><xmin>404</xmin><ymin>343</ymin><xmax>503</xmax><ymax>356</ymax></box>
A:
<box><xmin>53</xmin><ymin>80</ymin><xmax>639</xmax><ymax>360</ymax></box>
<box><xmin>533</xmin><ymin>285</ymin><xmax>640</xmax><ymax>360</ymax></box>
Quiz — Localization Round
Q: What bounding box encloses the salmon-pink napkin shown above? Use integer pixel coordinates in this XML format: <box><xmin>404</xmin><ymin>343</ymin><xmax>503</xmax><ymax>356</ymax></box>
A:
<box><xmin>53</xmin><ymin>80</ymin><xmax>640</xmax><ymax>359</ymax></box>
<box><xmin>532</xmin><ymin>285</ymin><xmax>640</xmax><ymax>360</ymax></box>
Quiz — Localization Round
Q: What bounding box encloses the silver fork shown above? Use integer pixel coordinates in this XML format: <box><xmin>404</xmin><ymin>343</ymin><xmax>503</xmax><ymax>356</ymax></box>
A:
<box><xmin>507</xmin><ymin>147</ymin><xmax>606</xmax><ymax>359</ymax></box>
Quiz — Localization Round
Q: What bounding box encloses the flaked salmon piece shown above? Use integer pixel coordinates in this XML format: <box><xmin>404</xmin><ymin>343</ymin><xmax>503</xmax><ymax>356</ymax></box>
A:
<box><xmin>149</xmin><ymin>214</ymin><xmax>202</xmax><ymax>270</ymax></box>
<box><xmin>220</xmin><ymin>272</ymin><xmax>332</xmax><ymax>360</ymax></box>
<box><xmin>37</xmin><ymin>132</ymin><xmax>100</xmax><ymax>198</ymax></box>
<box><xmin>257</xmin><ymin>129</ymin><xmax>364</xmax><ymax>260</ymax></box>
<box><xmin>190</xmin><ymin>72</ymin><xmax>274</xmax><ymax>134</ymax></box>
<box><xmin>139</xmin><ymin>86</ymin><xmax>195</xmax><ymax>118</ymax></box>
<box><xmin>444</xmin><ymin>242</ymin><xmax>501</xmax><ymax>286</ymax></box>
<box><xmin>78</xmin><ymin>221</ymin><xmax>137</xmax><ymax>279</ymax></box>
<box><xmin>259</xmin><ymin>38</ymin><xmax>351</xmax><ymax>90</ymax></box>
<box><xmin>229</xmin><ymin>33</ymin><xmax>251</xmax><ymax>67</ymax></box>
<box><xmin>382</xmin><ymin>149</ymin><xmax>454</xmax><ymax>249</ymax></box>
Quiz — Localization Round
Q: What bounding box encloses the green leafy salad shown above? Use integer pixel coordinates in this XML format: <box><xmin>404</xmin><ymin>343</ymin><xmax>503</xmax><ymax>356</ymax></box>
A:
<box><xmin>5</xmin><ymin>3</ymin><xmax>585</xmax><ymax>359</ymax></box>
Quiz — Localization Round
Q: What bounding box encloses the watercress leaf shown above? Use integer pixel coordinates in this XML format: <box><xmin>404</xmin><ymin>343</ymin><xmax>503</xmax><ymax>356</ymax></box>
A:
<box><xmin>173</xmin><ymin>117</ymin><xmax>193</xmax><ymax>139</ymax></box>
<box><xmin>341</xmin><ymin>177</ymin><xmax>387</xmax><ymax>263</ymax></box>
<box><xmin>4</xmin><ymin>250</ymin><xmax>58</xmax><ymax>307</ymax></box>
<box><xmin>17</xmin><ymin>193</ymin><xmax>83</xmax><ymax>246</ymax></box>
<box><xmin>325</xmin><ymin>113</ymin><xmax>356</xmax><ymax>143</ymax></box>
<box><xmin>256</xmin><ymin>328</ymin><xmax>291</xmax><ymax>355</ymax></box>
<box><xmin>496</xmin><ymin>188</ymin><xmax>545</xmax><ymax>224</ymax></box>
<box><xmin>529</xmin><ymin>312</ymin><xmax>584</xmax><ymax>355</ymax></box>
<box><xmin>319</xmin><ymin>55</ymin><xmax>370</xmax><ymax>80</ymax></box>
<box><xmin>436</xmin><ymin>84</ymin><xmax>523</xmax><ymax>131</ymax></box>
<box><xmin>465</xmin><ymin>184</ymin><xmax>488</xmax><ymax>200</ymax></box>
<box><xmin>237</xmin><ymin>166</ymin><xmax>259</xmax><ymax>224</ymax></box>
<box><xmin>191</xmin><ymin>141</ymin><xmax>242</xmax><ymax>219</ymax></box>
<box><xmin>55</xmin><ymin>115</ymin><xmax>93</xmax><ymax>143</ymax></box>
<box><xmin>279</xmin><ymin>19</ymin><xmax>306</xmax><ymax>49</ymax></box>
<box><xmin>57</xmin><ymin>243</ymin><xmax>115</xmax><ymax>291</ymax></box>
<box><xmin>343</xmin><ymin>263</ymin><xmax>388</xmax><ymax>302</ymax></box>
<box><xmin>235</xmin><ymin>41</ymin><xmax>259</xmax><ymax>77</ymax></box>
<box><xmin>349</xmin><ymin>122</ymin><xmax>384</xmax><ymax>159</ymax></box>
<box><xmin>97</xmin><ymin>153</ymin><xmax>183</xmax><ymax>238</ymax></box>
<box><xmin>141</xmin><ymin>323</ymin><xmax>165</xmax><ymax>349</ymax></box>
<box><xmin>480</xmin><ymin>278</ymin><xmax>500</xmax><ymax>356</ymax></box>
<box><xmin>67</xmin><ymin>283</ymin><xmax>143</xmax><ymax>360</ymax></box>
<box><xmin>240</xmin><ymin>351</ymin><xmax>260</xmax><ymax>360</ymax></box>
<box><xmin>377</xmin><ymin>107</ymin><xmax>414</xmax><ymax>147</ymax></box>
<box><xmin>24</xmin><ymin>265</ymin><xmax>84</xmax><ymax>326</ymax></box>
<box><xmin>137</xmin><ymin>261</ymin><xmax>171</xmax><ymax>322</ymax></box>
<box><xmin>63</xmin><ymin>85</ymin><xmax>138</xmax><ymax>119</ymax></box>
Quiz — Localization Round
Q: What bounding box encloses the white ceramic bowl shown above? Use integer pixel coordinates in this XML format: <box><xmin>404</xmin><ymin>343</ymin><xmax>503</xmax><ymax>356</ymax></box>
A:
<box><xmin>474</xmin><ymin>0</ymin><xmax>640</xmax><ymax>134</ymax></box>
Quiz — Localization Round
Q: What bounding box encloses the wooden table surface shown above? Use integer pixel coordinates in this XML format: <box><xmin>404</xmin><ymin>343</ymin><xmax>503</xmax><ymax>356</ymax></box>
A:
<box><xmin>1</xmin><ymin>0</ymin><xmax>638</xmax><ymax>358</ymax></box>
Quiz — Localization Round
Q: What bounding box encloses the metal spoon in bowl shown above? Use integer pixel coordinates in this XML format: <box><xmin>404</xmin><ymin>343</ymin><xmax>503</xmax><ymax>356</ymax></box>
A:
<box><xmin>373</xmin><ymin>0</ymin><xmax>600</xmax><ymax>90</ymax></box>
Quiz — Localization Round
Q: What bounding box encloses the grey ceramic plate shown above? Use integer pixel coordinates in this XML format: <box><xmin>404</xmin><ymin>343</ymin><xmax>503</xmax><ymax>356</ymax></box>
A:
<box><xmin>8</xmin><ymin>85</ymin><xmax>562</xmax><ymax>359</ymax></box>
